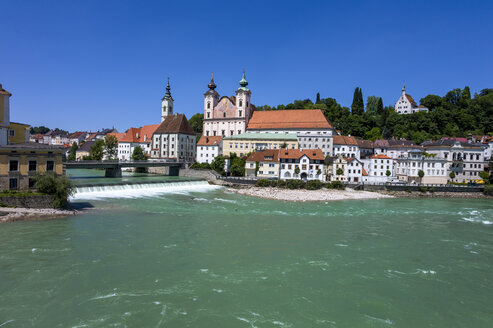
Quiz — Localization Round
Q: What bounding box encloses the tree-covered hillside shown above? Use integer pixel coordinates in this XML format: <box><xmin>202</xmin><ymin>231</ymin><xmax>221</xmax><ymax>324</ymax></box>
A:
<box><xmin>256</xmin><ymin>87</ymin><xmax>493</xmax><ymax>144</ymax></box>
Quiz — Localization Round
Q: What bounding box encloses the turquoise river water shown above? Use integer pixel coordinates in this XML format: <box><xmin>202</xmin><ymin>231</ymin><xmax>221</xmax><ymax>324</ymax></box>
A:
<box><xmin>0</xmin><ymin>170</ymin><xmax>492</xmax><ymax>327</ymax></box>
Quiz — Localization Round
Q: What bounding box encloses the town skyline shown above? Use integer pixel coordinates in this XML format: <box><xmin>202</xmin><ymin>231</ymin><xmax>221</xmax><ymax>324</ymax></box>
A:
<box><xmin>2</xmin><ymin>0</ymin><xmax>492</xmax><ymax>131</ymax></box>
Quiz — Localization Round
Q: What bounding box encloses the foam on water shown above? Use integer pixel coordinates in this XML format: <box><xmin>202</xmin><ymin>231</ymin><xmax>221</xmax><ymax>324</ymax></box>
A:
<box><xmin>71</xmin><ymin>181</ymin><xmax>221</xmax><ymax>200</ymax></box>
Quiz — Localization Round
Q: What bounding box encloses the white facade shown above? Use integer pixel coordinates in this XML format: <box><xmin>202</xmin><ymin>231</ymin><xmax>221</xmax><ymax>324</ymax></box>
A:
<box><xmin>117</xmin><ymin>141</ymin><xmax>153</xmax><ymax>161</ymax></box>
<box><xmin>279</xmin><ymin>150</ymin><xmax>325</xmax><ymax>181</ymax></box>
<box><xmin>197</xmin><ymin>145</ymin><xmax>220</xmax><ymax>164</ymax></box>
<box><xmin>395</xmin><ymin>84</ymin><xmax>429</xmax><ymax>114</ymax></box>
<box><xmin>395</xmin><ymin>150</ymin><xmax>448</xmax><ymax>184</ymax></box>
<box><xmin>362</xmin><ymin>155</ymin><xmax>395</xmax><ymax>183</ymax></box>
<box><xmin>332</xmin><ymin>143</ymin><xmax>360</xmax><ymax>159</ymax></box>
<box><xmin>346</xmin><ymin>158</ymin><xmax>364</xmax><ymax>183</ymax></box>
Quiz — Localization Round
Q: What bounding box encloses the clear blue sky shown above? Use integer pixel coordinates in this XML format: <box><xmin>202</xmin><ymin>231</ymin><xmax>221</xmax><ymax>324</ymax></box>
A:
<box><xmin>2</xmin><ymin>0</ymin><xmax>492</xmax><ymax>132</ymax></box>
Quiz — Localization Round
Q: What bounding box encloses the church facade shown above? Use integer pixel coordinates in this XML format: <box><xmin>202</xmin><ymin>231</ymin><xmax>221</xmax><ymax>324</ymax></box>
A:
<box><xmin>202</xmin><ymin>72</ymin><xmax>255</xmax><ymax>138</ymax></box>
<box><xmin>394</xmin><ymin>83</ymin><xmax>429</xmax><ymax>114</ymax></box>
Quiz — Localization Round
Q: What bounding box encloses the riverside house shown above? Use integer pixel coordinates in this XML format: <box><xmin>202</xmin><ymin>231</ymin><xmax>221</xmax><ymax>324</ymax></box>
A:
<box><xmin>197</xmin><ymin>136</ymin><xmax>222</xmax><ymax>164</ymax></box>
<box><xmin>0</xmin><ymin>143</ymin><xmax>65</xmax><ymax>190</ymax></box>
<box><xmin>279</xmin><ymin>149</ymin><xmax>325</xmax><ymax>181</ymax></box>
<box><xmin>245</xmin><ymin>149</ymin><xmax>280</xmax><ymax>179</ymax></box>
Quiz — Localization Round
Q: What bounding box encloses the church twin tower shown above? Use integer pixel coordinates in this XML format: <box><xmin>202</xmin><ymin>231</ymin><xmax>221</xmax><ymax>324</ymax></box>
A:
<box><xmin>161</xmin><ymin>72</ymin><xmax>254</xmax><ymax>136</ymax></box>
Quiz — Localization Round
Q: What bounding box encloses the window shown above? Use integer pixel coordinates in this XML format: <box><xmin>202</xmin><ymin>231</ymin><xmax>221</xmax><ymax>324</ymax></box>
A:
<box><xmin>239</xmin><ymin>100</ymin><xmax>243</xmax><ymax>107</ymax></box>
<box><xmin>239</xmin><ymin>110</ymin><xmax>242</xmax><ymax>116</ymax></box>
<box><xmin>28</xmin><ymin>160</ymin><xmax>37</xmax><ymax>172</ymax></box>
<box><xmin>29</xmin><ymin>178</ymin><xmax>36</xmax><ymax>189</ymax></box>
<box><xmin>207</xmin><ymin>102</ymin><xmax>210</xmax><ymax>109</ymax></box>
<box><xmin>230</xmin><ymin>130</ymin><xmax>234</xmax><ymax>136</ymax></box>
<box><xmin>46</xmin><ymin>160</ymin><xmax>55</xmax><ymax>171</ymax></box>
<box><xmin>207</xmin><ymin>112</ymin><xmax>210</xmax><ymax>118</ymax></box>
<box><xmin>9</xmin><ymin>160</ymin><xmax>19</xmax><ymax>172</ymax></box>
<box><xmin>221</xmin><ymin>130</ymin><xmax>225</xmax><ymax>137</ymax></box>
<box><xmin>223</xmin><ymin>113</ymin><xmax>226</xmax><ymax>118</ymax></box>
<box><xmin>9</xmin><ymin>130</ymin><xmax>15</xmax><ymax>136</ymax></box>
<box><xmin>9</xmin><ymin>178</ymin><xmax>18</xmax><ymax>190</ymax></box>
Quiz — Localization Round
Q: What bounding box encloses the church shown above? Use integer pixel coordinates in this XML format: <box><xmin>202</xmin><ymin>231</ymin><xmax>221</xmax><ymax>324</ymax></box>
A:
<box><xmin>394</xmin><ymin>83</ymin><xmax>429</xmax><ymax>114</ymax></box>
<box><xmin>202</xmin><ymin>71</ymin><xmax>256</xmax><ymax>138</ymax></box>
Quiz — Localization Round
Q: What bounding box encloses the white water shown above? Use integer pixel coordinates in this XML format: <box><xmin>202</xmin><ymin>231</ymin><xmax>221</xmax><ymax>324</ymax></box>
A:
<box><xmin>71</xmin><ymin>180</ymin><xmax>221</xmax><ymax>200</ymax></box>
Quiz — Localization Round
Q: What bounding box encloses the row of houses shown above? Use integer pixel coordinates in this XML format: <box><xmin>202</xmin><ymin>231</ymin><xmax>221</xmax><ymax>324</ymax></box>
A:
<box><xmin>30</xmin><ymin>128</ymin><xmax>119</xmax><ymax>146</ymax></box>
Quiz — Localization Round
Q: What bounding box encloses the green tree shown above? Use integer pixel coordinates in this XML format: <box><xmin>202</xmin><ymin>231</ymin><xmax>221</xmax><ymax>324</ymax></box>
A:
<box><xmin>351</xmin><ymin>87</ymin><xmax>364</xmax><ymax>115</ymax></box>
<box><xmin>365</xmin><ymin>127</ymin><xmax>382</xmax><ymax>141</ymax></box>
<box><xmin>449</xmin><ymin>172</ymin><xmax>456</xmax><ymax>181</ymax></box>
<box><xmin>419</xmin><ymin>95</ymin><xmax>442</xmax><ymax>111</ymax></box>
<box><xmin>131</xmin><ymin>145</ymin><xmax>147</xmax><ymax>161</ymax></box>
<box><xmin>479</xmin><ymin>171</ymin><xmax>489</xmax><ymax>181</ymax></box>
<box><xmin>336</xmin><ymin>168</ymin><xmax>343</xmax><ymax>175</ymax></box>
<box><xmin>377</xmin><ymin>97</ymin><xmax>384</xmax><ymax>115</ymax></box>
<box><xmin>189</xmin><ymin>113</ymin><xmax>204</xmax><ymax>134</ymax></box>
<box><xmin>316</xmin><ymin>92</ymin><xmax>321</xmax><ymax>104</ymax></box>
<box><xmin>294</xmin><ymin>166</ymin><xmax>300</xmax><ymax>175</ymax></box>
<box><xmin>210</xmin><ymin>155</ymin><xmax>226</xmax><ymax>175</ymax></box>
<box><xmin>67</xmin><ymin>142</ymin><xmax>78</xmax><ymax>161</ymax></box>
<box><xmin>386</xmin><ymin>170</ymin><xmax>391</xmax><ymax>177</ymax></box>
<box><xmin>366</xmin><ymin>96</ymin><xmax>380</xmax><ymax>115</ymax></box>
<box><xmin>89</xmin><ymin>140</ymin><xmax>104</xmax><ymax>160</ymax></box>
<box><xmin>30</xmin><ymin>126</ymin><xmax>50</xmax><ymax>134</ymax></box>
<box><xmin>418</xmin><ymin>169</ymin><xmax>424</xmax><ymax>182</ymax></box>
<box><xmin>34</xmin><ymin>173</ymin><xmax>74</xmax><ymax>208</ymax></box>
<box><xmin>104</xmin><ymin>135</ymin><xmax>118</xmax><ymax>160</ymax></box>
<box><xmin>280</xmin><ymin>142</ymin><xmax>288</xmax><ymax>148</ymax></box>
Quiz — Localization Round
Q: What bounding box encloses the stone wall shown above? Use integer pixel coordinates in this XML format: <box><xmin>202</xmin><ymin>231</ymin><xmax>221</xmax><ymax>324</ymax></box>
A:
<box><xmin>347</xmin><ymin>184</ymin><xmax>484</xmax><ymax>193</ymax></box>
<box><xmin>179</xmin><ymin>169</ymin><xmax>220</xmax><ymax>182</ymax></box>
<box><xmin>0</xmin><ymin>195</ymin><xmax>55</xmax><ymax>208</ymax></box>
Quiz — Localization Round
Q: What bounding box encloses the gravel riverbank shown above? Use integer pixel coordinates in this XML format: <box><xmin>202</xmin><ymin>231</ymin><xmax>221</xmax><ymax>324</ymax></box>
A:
<box><xmin>0</xmin><ymin>208</ymin><xmax>78</xmax><ymax>223</ymax></box>
<box><xmin>228</xmin><ymin>186</ymin><xmax>394</xmax><ymax>202</ymax></box>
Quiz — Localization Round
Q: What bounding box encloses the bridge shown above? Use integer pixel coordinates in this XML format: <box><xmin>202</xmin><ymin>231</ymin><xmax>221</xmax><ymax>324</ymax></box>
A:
<box><xmin>64</xmin><ymin>160</ymin><xmax>185</xmax><ymax>177</ymax></box>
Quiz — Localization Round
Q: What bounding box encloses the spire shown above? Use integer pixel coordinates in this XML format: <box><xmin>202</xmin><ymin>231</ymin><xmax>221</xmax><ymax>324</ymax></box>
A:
<box><xmin>402</xmin><ymin>82</ymin><xmax>406</xmax><ymax>92</ymax></box>
<box><xmin>237</xmin><ymin>68</ymin><xmax>250</xmax><ymax>92</ymax></box>
<box><xmin>208</xmin><ymin>72</ymin><xmax>216</xmax><ymax>90</ymax></box>
<box><xmin>164</xmin><ymin>77</ymin><xmax>172</xmax><ymax>98</ymax></box>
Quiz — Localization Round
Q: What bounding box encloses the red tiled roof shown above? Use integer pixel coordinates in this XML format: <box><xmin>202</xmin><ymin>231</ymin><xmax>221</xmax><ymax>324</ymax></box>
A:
<box><xmin>405</xmin><ymin>94</ymin><xmax>418</xmax><ymax>107</ymax></box>
<box><xmin>371</xmin><ymin>154</ymin><xmax>392</xmax><ymax>159</ymax></box>
<box><xmin>280</xmin><ymin>148</ymin><xmax>325</xmax><ymax>161</ymax></box>
<box><xmin>120</xmin><ymin>124</ymin><xmax>159</xmax><ymax>143</ymax></box>
<box><xmin>107</xmin><ymin>132</ymin><xmax>126</xmax><ymax>142</ymax></box>
<box><xmin>247</xmin><ymin>109</ymin><xmax>333</xmax><ymax>130</ymax></box>
<box><xmin>333</xmin><ymin>135</ymin><xmax>358</xmax><ymax>146</ymax></box>
<box><xmin>69</xmin><ymin>131</ymin><xmax>87</xmax><ymax>139</ymax></box>
<box><xmin>154</xmin><ymin>114</ymin><xmax>195</xmax><ymax>135</ymax></box>
<box><xmin>246</xmin><ymin>149</ymin><xmax>280</xmax><ymax>163</ymax></box>
<box><xmin>197</xmin><ymin>136</ymin><xmax>222</xmax><ymax>146</ymax></box>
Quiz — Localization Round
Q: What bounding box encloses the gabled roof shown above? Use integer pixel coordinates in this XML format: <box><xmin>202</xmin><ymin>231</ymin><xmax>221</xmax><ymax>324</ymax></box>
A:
<box><xmin>280</xmin><ymin>148</ymin><xmax>325</xmax><ymax>161</ymax></box>
<box><xmin>356</xmin><ymin>139</ymin><xmax>374</xmax><ymax>149</ymax></box>
<box><xmin>121</xmin><ymin>124</ymin><xmax>159</xmax><ymax>143</ymax></box>
<box><xmin>154</xmin><ymin>114</ymin><xmax>195</xmax><ymax>135</ymax></box>
<box><xmin>247</xmin><ymin>109</ymin><xmax>333</xmax><ymax>130</ymax></box>
<box><xmin>107</xmin><ymin>132</ymin><xmax>126</xmax><ymax>142</ymax></box>
<box><xmin>405</xmin><ymin>94</ymin><xmax>418</xmax><ymax>107</ymax></box>
<box><xmin>246</xmin><ymin>149</ymin><xmax>280</xmax><ymax>163</ymax></box>
<box><xmin>69</xmin><ymin>131</ymin><xmax>87</xmax><ymax>139</ymax></box>
<box><xmin>78</xmin><ymin>141</ymin><xmax>95</xmax><ymax>152</ymax></box>
<box><xmin>333</xmin><ymin>135</ymin><xmax>358</xmax><ymax>146</ymax></box>
<box><xmin>197</xmin><ymin>136</ymin><xmax>222</xmax><ymax>146</ymax></box>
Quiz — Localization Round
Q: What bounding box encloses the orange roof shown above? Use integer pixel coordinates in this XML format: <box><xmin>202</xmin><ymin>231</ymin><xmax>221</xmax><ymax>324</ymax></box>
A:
<box><xmin>246</xmin><ymin>149</ymin><xmax>280</xmax><ymax>163</ymax></box>
<box><xmin>87</xmin><ymin>133</ymin><xmax>98</xmax><ymax>140</ymax></box>
<box><xmin>405</xmin><ymin>94</ymin><xmax>418</xmax><ymax>107</ymax></box>
<box><xmin>107</xmin><ymin>132</ymin><xmax>126</xmax><ymax>142</ymax></box>
<box><xmin>371</xmin><ymin>154</ymin><xmax>392</xmax><ymax>159</ymax></box>
<box><xmin>247</xmin><ymin>109</ymin><xmax>333</xmax><ymax>130</ymax></box>
<box><xmin>280</xmin><ymin>148</ymin><xmax>325</xmax><ymax>161</ymax></box>
<box><xmin>362</xmin><ymin>168</ymin><xmax>368</xmax><ymax>176</ymax></box>
<box><xmin>121</xmin><ymin>124</ymin><xmax>159</xmax><ymax>143</ymax></box>
<box><xmin>197</xmin><ymin>136</ymin><xmax>222</xmax><ymax>146</ymax></box>
<box><xmin>333</xmin><ymin>135</ymin><xmax>358</xmax><ymax>145</ymax></box>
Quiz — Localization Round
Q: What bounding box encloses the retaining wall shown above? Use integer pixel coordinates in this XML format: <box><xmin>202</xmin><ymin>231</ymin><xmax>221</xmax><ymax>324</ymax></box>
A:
<box><xmin>0</xmin><ymin>195</ymin><xmax>55</xmax><ymax>208</ymax></box>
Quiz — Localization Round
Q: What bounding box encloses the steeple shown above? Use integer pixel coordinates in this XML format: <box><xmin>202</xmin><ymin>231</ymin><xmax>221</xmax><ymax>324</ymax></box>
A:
<box><xmin>161</xmin><ymin>78</ymin><xmax>174</xmax><ymax>121</ymax></box>
<box><xmin>208</xmin><ymin>72</ymin><xmax>217</xmax><ymax>90</ymax></box>
<box><xmin>402</xmin><ymin>82</ymin><xmax>406</xmax><ymax>92</ymax></box>
<box><xmin>238</xmin><ymin>68</ymin><xmax>249</xmax><ymax>91</ymax></box>
<box><xmin>163</xmin><ymin>77</ymin><xmax>173</xmax><ymax>100</ymax></box>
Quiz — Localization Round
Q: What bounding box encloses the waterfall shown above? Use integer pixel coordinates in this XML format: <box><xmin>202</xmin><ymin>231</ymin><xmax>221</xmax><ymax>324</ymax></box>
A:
<box><xmin>71</xmin><ymin>180</ymin><xmax>221</xmax><ymax>200</ymax></box>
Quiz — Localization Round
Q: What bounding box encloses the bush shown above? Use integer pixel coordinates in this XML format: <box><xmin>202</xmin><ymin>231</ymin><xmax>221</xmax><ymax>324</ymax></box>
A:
<box><xmin>306</xmin><ymin>180</ymin><xmax>323</xmax><ymax>190</ymax></box>
<box><xmin>327</xmin><ymin>181</ymin><xmax>345</xmax><ymax>190</ymax></box>
<box><xmin>276</xmin><ymin>180</ymin><xmax>287</xmax><ymax>188</ymax></box>
<box><xmin>269</xmin><ymin>180</ymin><xmax>279</xmax><ymax>187</ymax></box>
<box><xmin>256</xmin><ymin>179</ymin><xmax>271</xmax><ymax>187</ymax></box>
<box><xmin>34</xmin><ymin>173</ymin><xmax>74</xmax><ymax>208</ymax></box>
<box><xmin>484</xmin><ymin>185</ymin><xmax>493</xmax><ymax>196</ymax></box>
<box><xmin>419</xmin><ymin>186</ymin><xmax>427</xmax><ymax>193</ymax></box>
<box><xmin>286</xmin><ymin>179</ymin><xmax>305</xmax><ymax>189</ymax></box>
<box><xmin>190</xmin><ymin>162</ymin><xmax>211</xmax><ymax>170</ymax></box>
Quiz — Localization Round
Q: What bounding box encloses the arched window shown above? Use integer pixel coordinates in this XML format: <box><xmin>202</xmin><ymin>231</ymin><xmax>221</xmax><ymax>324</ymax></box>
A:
<box><xmin>223</xmin><ymin>112</ymin><xmax>226</xmax><ymax>118</ymax></box>
<box><xmin>239</xmin><ymin>100</ymin><xmax>243</xmax><ymax>107</ymax></box>
<box><xmin>284</xmin><ymin>171</ymin><xmax>291</xmax><ymax>178</ymax></box>
<box><xmin>207</xmin><ymin>102</ymin><xmax>210</xmax><ymax>109</ymax></box>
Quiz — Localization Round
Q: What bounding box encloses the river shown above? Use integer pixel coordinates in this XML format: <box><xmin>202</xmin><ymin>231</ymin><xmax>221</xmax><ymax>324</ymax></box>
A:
<box><xmin>0</xmin><ymin>171</ymin><xmax>492</xmax><ymax>327</ymax></box>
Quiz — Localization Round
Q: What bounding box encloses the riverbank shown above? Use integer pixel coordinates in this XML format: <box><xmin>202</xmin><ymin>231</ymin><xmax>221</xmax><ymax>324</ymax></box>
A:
<box><xmin>0</xmin><ymin>207</ymin><xmax>78</xmax><ymax>223</ymax></box>
<box><xmin>228</xmin><ymin>186</ymin><xmax>394</xmax><ymax>201</ymax></box>
<box><xmin>380</xmin><ymin>190</ymin><xmax>493</xmax><ymax>199</ymax></box>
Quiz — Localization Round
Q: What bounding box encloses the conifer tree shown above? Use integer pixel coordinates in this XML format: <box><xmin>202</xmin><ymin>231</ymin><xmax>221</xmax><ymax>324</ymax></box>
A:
<box><xmin>316</xmin><ymin>92</ymin><xmax>321</xmax><ymax>104</ymax></box>
<box><xmin>351</xmin><ymin>87</ymin><xmax>364</xmax><ymax>115</ymax></box>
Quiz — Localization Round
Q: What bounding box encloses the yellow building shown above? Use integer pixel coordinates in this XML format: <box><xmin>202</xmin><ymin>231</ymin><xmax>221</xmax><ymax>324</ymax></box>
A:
<box><xmin>222</xmin><ymin>132</ymin><xmax>298</xmax><ymax>157</ymax></box>
<box><xmin>0</xmin><ymin>143</ymin><xmax>65</xmax><ymax>190</ymax></box>
<box><xmin>9</xmin><ymin>122</ymin><xmax>30</xmax><ymax>144</ymax></box>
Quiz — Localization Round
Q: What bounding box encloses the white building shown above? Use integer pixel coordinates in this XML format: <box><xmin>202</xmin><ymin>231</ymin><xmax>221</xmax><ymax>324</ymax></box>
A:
<box><xmin>362</xmin><ymin>154</ymin><xmax>395</xmax><ymax>183</ymax></box>
<box><xmin>150</xmin><ymin>80</ymin><xmax>196</xmax><ymax>163</ymax></box>
<box><xmin>203</xmin><ymin>72</ymin><xmax>255</xmax><ymax>138</ymax></box>
<box><xmin>279</xmin><ymin>149</ymin><xmax>325</xmax><ymax>181</ymax></box>
<box><xmin>395</xmin><ymin>149</ymin><xmax>448</xmax><ymax>184</ymax></box>
<box><xmin>394</xmin><ymin>83</ymin><xmax>429</xmax><ymax>114</ymax></box>
<box><xmin>247</xmin><ymin>109</ymin><xmax>334</xmax><ymax>156</ymax></box>
<box><xmin>332</xmin><ymin>135</ymin><xmax>360</xmax><ymax>159</ymax></box>
<box><xmin>118</xmin><ymin>125</ymin><xmax>159</xmax><ymax>160</ymax></box>
<box><xmin>196</xmin><ymin>136</ymin><xmax>222</xmax><ymax>164</ymax></box>
<box><xmin>68</xmin><ymin>132</ymin><xmax>87</xmax><ymax>145</ymax></box>
<box><xmin>422</xmin><ymin>139</ymin><xmax>486</xmax><ymax>183</ymax></box>
<box><xmin>346</xmin><ymin>157</ymin><xmax>364</xmax><ymax>183</ymax></box>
